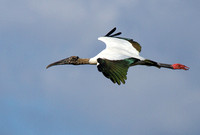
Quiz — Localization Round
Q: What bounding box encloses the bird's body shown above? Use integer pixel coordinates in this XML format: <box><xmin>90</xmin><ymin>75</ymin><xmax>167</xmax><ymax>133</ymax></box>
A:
<box><xmin>47</xmin><ymin>27</ymin><xmax>189</xmax><ymax>85</ymax></box>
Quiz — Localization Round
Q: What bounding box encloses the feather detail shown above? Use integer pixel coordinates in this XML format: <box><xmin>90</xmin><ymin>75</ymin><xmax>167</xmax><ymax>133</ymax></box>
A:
<box><xmin>105</xmin><ymin>27</ymin><xmax>122</xmax><ymax>37</ymax></box>
<box><xmin>97</xmin><ymin>58</ymin><xmax>139</xmax><ymax>85</ymax></box>
<box><xmin>116</xmin><ymin>37</ymin><xmax>141</xmax><ymax>52</ymax></box>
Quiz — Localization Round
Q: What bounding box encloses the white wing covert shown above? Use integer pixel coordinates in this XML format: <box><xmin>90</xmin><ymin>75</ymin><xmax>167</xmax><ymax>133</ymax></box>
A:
<box><xmin>89</xmin><ymin>28</ymin><xmax>145</xmax><ymax>64</ymax></box>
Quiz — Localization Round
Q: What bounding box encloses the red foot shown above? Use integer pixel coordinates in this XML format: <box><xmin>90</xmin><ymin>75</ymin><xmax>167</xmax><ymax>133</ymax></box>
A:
<box><xmin>171</xmin><ymin>63</ymin><xmax>189</xmax><ymax>70</ymax></box>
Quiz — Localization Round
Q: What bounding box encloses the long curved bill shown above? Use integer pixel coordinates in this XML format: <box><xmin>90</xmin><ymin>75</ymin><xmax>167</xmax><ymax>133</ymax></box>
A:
<box><xmin>46</xmin><ymin>58</ymin><xmax>70</xmax><ymax>69</ymax></box>
<box><xmin>46</xmin><ymin>56</ymin><xmax>79</xmax><ymax>69</ymax></box>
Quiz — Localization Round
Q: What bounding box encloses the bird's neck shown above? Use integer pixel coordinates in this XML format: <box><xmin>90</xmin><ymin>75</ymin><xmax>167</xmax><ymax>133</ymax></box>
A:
<box><xmin>75</xmin><ymin>58</ymin><xmax>90</xmax><ymax>65</ymax></box>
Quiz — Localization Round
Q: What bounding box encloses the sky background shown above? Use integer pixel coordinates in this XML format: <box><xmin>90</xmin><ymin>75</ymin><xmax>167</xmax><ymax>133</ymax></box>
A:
<box><xmin>1</xmin><ymin>0</ymin><xmax>200</xmax><ymax>135</ymax></box>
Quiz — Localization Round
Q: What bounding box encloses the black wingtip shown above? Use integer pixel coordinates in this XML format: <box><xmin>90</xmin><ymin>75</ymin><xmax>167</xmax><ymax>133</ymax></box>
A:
<box><xmin>105</xmin><ymin>27</ymin><xmax>116</xmax><ymax>36</ymax></box>
<box><xmin>105</xmin><ymin>27</ymin><xmax>122</xmax><ymax>37</ymax></box>
<box><xmin>110</xmin><ymin>32</ymin><xmax>122</xmax><ymax>37</ymax></box>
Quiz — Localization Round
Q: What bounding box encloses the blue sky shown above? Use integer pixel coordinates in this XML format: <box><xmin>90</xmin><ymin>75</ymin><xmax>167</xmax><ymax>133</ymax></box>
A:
<box><xmin>1</xmin><ymin>0</ymin><xmax>200</xmax><ymax>135</ymax></box>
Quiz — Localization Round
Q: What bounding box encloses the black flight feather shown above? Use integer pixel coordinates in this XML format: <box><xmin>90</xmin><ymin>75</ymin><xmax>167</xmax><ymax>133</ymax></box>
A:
<box><xmin>110</xmin><ymin>32</ymin><xmax>122</xmax><ymax>37</ymax></box>
<box><xmin>97</xmin><ymin>58</ymin><xmax>139</xmax><ymax>85</ymax></box>
<box><xmin>105</xmin><ymin>27</ymin><xmax>116</xmax><ymax>36</ymax></box>
<box><xmin>105</xmin><ymin>27</ymin><xmax>122</xmax><ymax>37</ymax></box>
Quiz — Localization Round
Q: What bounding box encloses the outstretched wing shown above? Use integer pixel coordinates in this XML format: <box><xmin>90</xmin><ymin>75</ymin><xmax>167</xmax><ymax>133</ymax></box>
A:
<box><xmin>97</xmin><ymin>58</ymin><xmax>139</xmax><ymax>85</ymax></box>
<box><xmin>104</xmin><ymin>27</ymin><xmax>142</xmax><ymax>53</ymax></box>
<box><xmin>89</xmin><ymin>27</ymin><xmax>144</xmax><ymax>65</ymax></box>
<box><xmin>97</xmin><ymin>37</ymin><xmax>144</xmax><ymax>60</ymax></box>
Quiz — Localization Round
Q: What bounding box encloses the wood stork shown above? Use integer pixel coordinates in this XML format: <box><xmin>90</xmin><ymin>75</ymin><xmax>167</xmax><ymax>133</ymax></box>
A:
<box><xmin>46</xmin><ymin>27</ymin><xmax>189</xmax><ymax>85</ymax></box>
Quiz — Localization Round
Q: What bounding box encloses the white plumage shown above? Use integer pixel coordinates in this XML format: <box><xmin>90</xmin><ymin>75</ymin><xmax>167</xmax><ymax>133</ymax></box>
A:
<box><xmin>89</xmin><ymin>36</ymin><xmax>145</xmax><ymax>64</ymax></box>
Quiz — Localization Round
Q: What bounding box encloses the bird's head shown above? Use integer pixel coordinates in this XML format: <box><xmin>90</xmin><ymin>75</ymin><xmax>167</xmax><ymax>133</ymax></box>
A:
<box><xmin>46</xmin><ymin>56</ymin><xmax>80</xmax><ymax>69</ymax></box>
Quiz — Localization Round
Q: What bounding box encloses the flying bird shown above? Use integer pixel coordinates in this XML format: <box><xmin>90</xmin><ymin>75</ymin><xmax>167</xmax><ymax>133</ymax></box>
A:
<box><xmin>46</xmin><ymin>27</ymin><xmax>189</xmax><ymax>85</ymax></box>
